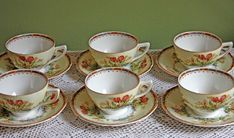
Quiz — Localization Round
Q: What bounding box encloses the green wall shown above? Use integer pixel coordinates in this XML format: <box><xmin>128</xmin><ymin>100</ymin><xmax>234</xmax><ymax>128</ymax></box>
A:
<box><xmin>0</xmin><ymin>0</ymin><xmax>234</xmax><ymax>52</ymax></box>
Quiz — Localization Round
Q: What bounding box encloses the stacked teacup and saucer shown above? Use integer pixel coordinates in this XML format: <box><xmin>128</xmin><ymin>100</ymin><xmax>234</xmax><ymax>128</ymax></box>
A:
<box><xmin>0</xmin><ymin>33</ymin><xmax>69</xmax><ymax>127</ymax></box>
<box><xmin>76</xmin><ymin>31</ymin><xmax>154</xmax><ymax>76</ymax></box>
<box><xmin>0</xmin><ymin>33</ymin><xmax>72</xmax><ymax>79</ymax></box>
<box><xmin>156</xmin><ymin>31</ymin><xmax>233</xmax><ymax>77</ymax></box>
<box><xmin>160</xmin><ymin>31</ymin><xmax>234</xmax><ymax>127</ymax></box>
<box><xmin>72</xmin><ymin>31</ymin><xmax>158</xmax><ymax>126</ymax></box>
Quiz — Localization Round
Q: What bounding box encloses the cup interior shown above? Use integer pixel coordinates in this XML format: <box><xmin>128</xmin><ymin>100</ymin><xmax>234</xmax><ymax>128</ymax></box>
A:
<box><xmin>6</xmin><ymin>34</ymin><xmax>54</xmax><ymax>54</ymax></box>
<box><xmin>179</xmin><ymin>69</ymin><xmax>233</xmax><ymax>94</ymax></box>
<box><xmin>0</xmin><ymin>71</ymin><xmax>47</xmax><ymax>96</ymax></box>
<box><xmin>89</xmin><ymin>32</ymin><xmax>137</xmax><ymax>53</ymax></box>
<box><xmin>174</xmin><ymin>32</ymin><xmax>221</xmax><ymax>52</ymax></box>
<box><xmin>86</xmin><ymin>69</ymin><xmax>139</xmax><ymax>94</ymax></box>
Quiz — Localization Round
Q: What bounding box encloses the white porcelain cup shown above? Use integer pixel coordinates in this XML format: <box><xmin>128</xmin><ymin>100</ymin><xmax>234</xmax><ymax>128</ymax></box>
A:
<box><xmin>89</xmin><ymin>31</ymin><xmax>150</xmax><ymax>67</ymax></box>
<box><xmin>85</xmin><ymin>68</ymin><xmax>153</xmax><ymax>115</ymax></box>
<box><xmin>178</xmin><ymin>68</ymin><xmax>234</xmax><ymax>118</ymax></box>
<box><xmin>5</xmin><ymin>33</ymin><xmax>67</xmax><ymax>69</ymax></box>
<box><xmin>0</xmin><ymin>70</ymin><xmax>60</xmax><ymax>117</ymax></box>
<box><xmin>173</xmin><ymin>31</ymin><xmax>233</xmax><ymax>68</ymax></box>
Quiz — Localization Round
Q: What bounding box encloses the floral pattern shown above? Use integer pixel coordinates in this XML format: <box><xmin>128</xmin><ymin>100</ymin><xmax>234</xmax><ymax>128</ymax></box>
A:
<box><xmin>171</xmin><ymin>94</ymin><xmax>234</xmax><ymax>123</ymax></box>
<box><xmin>103</xmin><ymin>55</ymin><xmax>131</xmax><ymax>67</ymax></box>
<box><xmin>80</xmin><ymin>59</ymin><xmax>99</xmax><ymax>71</ymax></box>
<box><xmin>99</xmin><ymin>95</ymin><xmax>133</xmax><ymax>109</ymax></box>
<box><xmin>179</xmin><ymin>53</ymin><xmax>218</xmax><ymax>66</ymax></box>
<box><xmin>79</xmin><ymin>102</ymin><xmax>104</xmax><ymax>119</ymax></box>
<box><xmin>191</xmin><ymin>95</ymin><xmax>231</xmax><ymax>111</ymax></box>
<box><xmin>79</xmin><ymin>95</ymin><xmax>149</xmax><ymax>120</ymax></box>
<box><xmin>0</xmin><ymin>99</ymin><xmax>34</xmax><ymax>112</ymax></box>
<box><xmin>132</xmin><ymin>95</ymin><xmax>149</xmax><ymax>109</ymax></box>
<box><xmin>171</xmin><ymin>104</ymin><xmax>231</xmax><ymax>123</ymax></box>
<box><xmin>131</xmin><ymin>58</ymin><xmax>147</xmax><ymax>72</ymax></box>
<box><xmin>15</xmin><ymin>56</ymin><xmax>43</xmax><ymax>68</ymax></box>
<box><xmin>197</xmin><ymin>53</ymin><xmax>213</xmax><ymax>61</ymax></box>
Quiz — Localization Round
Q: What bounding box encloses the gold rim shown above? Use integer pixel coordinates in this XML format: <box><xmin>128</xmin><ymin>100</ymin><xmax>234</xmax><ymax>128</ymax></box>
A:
<box><xmin>70</xmin><ymin>86</ymin><xmax>158</xmax><ymax>127</ymax></box>
<box><xmin>88</xmin><ymin>31</ymin><xmax>139</xmax><ymax>54</ymax></box>
<box><xmin>5</xmin><ymin>33</ymin><xmax>55</xmax><ymax>55</ymax></box>
<box><xmin>0</xmin><ymin>69</ymin><xmax>48</xmax><ymax>97</ymax></box>
<box><xmin>76</xmin><ymin>50</ymin><xmax>154</xmax><ymax>77</ymax></box>
<box><xmin>178</xmin><ymin>68</ymin><xmax>234</xmax><ymax>95</ymax></box>
<box><xmin>85</xmin><ymin>67</ymin><xmax>140</xmax><ymax>96</ymax></box>
<box><xmin>173</xmin><ymin>31</ymin><xmax>222</xmax><ymax>53</ymax></box>
<box><xmin>0</xmin><ymin>84</ymin><xmax>67</xmax><ymax>127</ymax></box>
<box><xmin>161</xmin><ymin>86</ymin><xmax>234</xmax><ymax>127</ymax></box>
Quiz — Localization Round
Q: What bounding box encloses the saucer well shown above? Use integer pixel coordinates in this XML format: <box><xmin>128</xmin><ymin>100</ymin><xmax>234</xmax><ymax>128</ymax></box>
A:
<box><xmin>156</xmin><ymin>46</ymin><xmax>233</xmax><ymax>77</ymax></box>
<box><xmin>70</xmin><ymin>86</ymin><xmax>158</xmax><ymax>126</ymax></box>
<box><xmin>0</xmin><ymin>51</ymin><xmax>72</xmax><ymax>79</ymax></box>
<box><xmin>0</xmin><ymin>85</ymin><xmax>67</xmax><ymax>127</ymax></box>
<box><xmin>162</xmin><ymin>86</ymin><xmax>234</xmax><ymax>127</ymax></box>
<box><xmin>76</xmin><ymin>50</ymin><xmax>153</xmax><ymax>76</ymax></box>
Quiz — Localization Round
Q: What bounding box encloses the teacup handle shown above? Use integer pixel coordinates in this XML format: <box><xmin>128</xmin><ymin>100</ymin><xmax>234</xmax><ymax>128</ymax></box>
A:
<box><xmin>214</xmin><ymin>42</ymin><xmax>233</xmax><ymax>61</ymax></box>
<box><xmin>40</xmin><ymin>88</ymin><xmax>60</xmax><ymax>106</ymax></box>
<box><xmin>131</xmin><ymin>42</ymin><xmax>150</xmax><ymax>62</ymax></box>
<box><xmin>134</xmin><ymin>80</ymin><xmax>153</xmax><ymax>99</ymax></box>
<box><xmin>44</xmin><ymin>45</ymin><xmax>67</xmax><ymax>66</ymax></box>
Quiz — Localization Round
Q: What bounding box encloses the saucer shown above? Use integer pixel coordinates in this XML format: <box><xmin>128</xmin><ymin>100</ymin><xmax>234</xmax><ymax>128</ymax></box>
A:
<box><xmin>156</xmin><ymin>46</ymin><xmax>233</xmax><ymax>77</ymax></box>
<box><xmin>0</xmin><ymin>51</ymin><xmax>72</xmax><ymax>79</ymax></box>
<box><xmin>76</xmin><ymin>50</ymin><xmax>153</xmax><ymax>76</ymax></box>
<box><xmin>162</xmin><ymin>86</ymin><xmax>234</xmax><ymax>127</ymax></box>
<box><xmin>70</xmin><ymin>86</ymin><xmax>158</xmax><ymax>126</ymax></box>
<box><xmin>0</xmin><ymin>85</ymin><xmax>67</xmax><ymax>127</ymax></box>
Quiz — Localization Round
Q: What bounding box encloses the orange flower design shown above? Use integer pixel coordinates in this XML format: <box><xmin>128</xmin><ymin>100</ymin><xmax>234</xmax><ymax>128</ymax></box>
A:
<box><xmin>26</xmin><ymin>56</ymin><xmax>35</xmax><ymax>63</ymax></box>
<box><xmin>109</xmin><ymin>55</ymin><xmax>126</xmax><ymax>63</ymax></box>
<box><xmin>80</xmin><ymin>105</ymin><xmax>88</xmax><ymax>114</ymax></box>
<box><xmin>140</xmin><ymin>95</ymin><xmax>148</xmax><ymax>104</ymax></box>
<box><xmin>15</xmin><ymin>100</ymin><xmax>24</xmax><ymax>105</ymax></box>
<box><xmin>198</xmin><ymin>53</ymin><xmax>213</xmax><ymax>61</ymax></box>
<box><xmin>118</xmin><ymin>55</ymin><xmax>125</xmax><ymax>62</ymax></box>
<box><xmin>122</xmin><ymin>95</ymin><xmax>130</xmax><ymax>102</ymax></box>
<box><xmin>19</xmin><ymin>56</ymin><xmax>35</xmax><ymax>63</ymax></box>
<box><xmin>211</xmin><ymin>95</ymin><xmax>227</xmax><ymax>103</ymax></box>
<box><xmin>113</xmin><ymin>97</ymin><xmax>121</xmax><ymax>103</ymax></box>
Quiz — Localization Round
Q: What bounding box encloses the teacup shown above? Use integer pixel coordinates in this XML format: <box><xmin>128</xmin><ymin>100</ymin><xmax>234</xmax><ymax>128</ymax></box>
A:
<box><xmin>0</xmin><ymin>70</ymin><xmax>60</xmax><ymax>117</ymax></box>
<box><xmin>5</xmin><ymin>33</ymin><xmax>67</xmax><ymax>69</ymax></box>
<box><xmin>173</xmin><ymin>31</ymin><xmax>233</xmax><ymax>68</ymax></box>
<box><xmin>178</xmin><ymin>68</ymin><xmax>234</xmax><ymax>118</ymax></box>
<box><xmin>85</xmin><ymin>68</ymin><xmax>152</xmax><ymax>115</ymax></box>
<box><xmin>89</xmin><ymin>31</ymin><xmax>150</xmax><ymax>67</ymax></box>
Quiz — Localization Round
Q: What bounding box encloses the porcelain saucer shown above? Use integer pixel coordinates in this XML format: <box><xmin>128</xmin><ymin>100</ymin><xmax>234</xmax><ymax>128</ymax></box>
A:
<box><xmin>155</xmin><ymin>46</ymin><xmax>233</xmax><ymax>77</ymax></box>
<box><xmin>0</xmin><ymin>51</ymin><xmax>72</xmax><ymax>79</ymax></box>
<box><xmin>162</xmin><ymin>86</ymin><xmax>234</xmax><ymax>127</ymax></box>
<box><xmin>70</xmin><ymin>86</ymin><xmax>158</xmax><ymax>126</ymax></box>
<box><xmin>76</xmin><ymin>50</ymin><xmax>153</xmax><ymax>76</ymax></box>
<box><xmin>0</xmin><ymin>85</ymin><xmax>67</xmax><ymax>127</ymax></box>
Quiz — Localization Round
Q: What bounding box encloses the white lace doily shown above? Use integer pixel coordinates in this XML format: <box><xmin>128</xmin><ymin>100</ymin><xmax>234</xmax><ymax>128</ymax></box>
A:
<box><xmin>0</xmin><ymin>50</ymin><xmax>233</xmax><ymax>138</ymax></box>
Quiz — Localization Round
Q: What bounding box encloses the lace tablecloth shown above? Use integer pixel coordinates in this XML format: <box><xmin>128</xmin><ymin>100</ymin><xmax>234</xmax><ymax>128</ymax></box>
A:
<box><xmin>0</xmin><ymin>50</ymin><xmax>233</xmax><ymax>138</ymax></box>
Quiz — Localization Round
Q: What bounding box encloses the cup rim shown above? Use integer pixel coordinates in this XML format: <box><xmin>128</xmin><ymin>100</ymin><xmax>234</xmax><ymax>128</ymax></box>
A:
<box><xmin>85</xmin><ymin>67</ymin><xmax>140</xmax><ymax>95</ymax></box>
<box><xmin>88</xmin><ymin>31</ymin><xmax>139</xmax><ymax>54</ymax></box>
<box><xmin>5</xmin><ymin>33</ymin><xmax>55</xmax><ymax>55</ymax></box>
<box><xmin>173</xmin><ymin>31</ymin><xmax>223</xmax><ymax>53</ymax></box>
<box><xmin>178</xmin><ymin>68</ymin><xmax>234</xmax><ymax>95</ymax></box>
<box><xmin>0</xmin><ymin>69</ymin><xmax>48</xmax><ymax>97</ymax></box>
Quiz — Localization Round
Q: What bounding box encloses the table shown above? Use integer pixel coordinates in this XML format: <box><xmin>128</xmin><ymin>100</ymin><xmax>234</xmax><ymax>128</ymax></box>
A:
<box><xmin>0</xmin><ymin>50</ymin><xmax>233</xmax><ymax>138</ymax></box>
